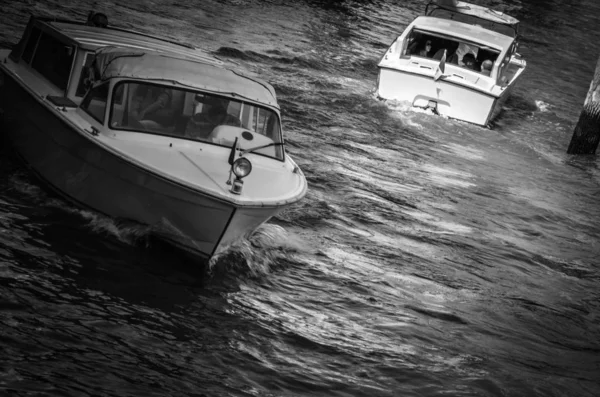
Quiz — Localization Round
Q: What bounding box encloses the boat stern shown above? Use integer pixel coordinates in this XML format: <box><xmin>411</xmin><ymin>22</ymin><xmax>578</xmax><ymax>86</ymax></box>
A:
<box><xmin>376</xmin><ymin>14</ymin><xmax>525</xmax><ymax>126</ymax></box>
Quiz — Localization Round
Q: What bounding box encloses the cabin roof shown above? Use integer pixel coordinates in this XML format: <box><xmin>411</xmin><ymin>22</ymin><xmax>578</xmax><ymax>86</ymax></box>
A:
<box><xmin>426</xmin><ymin>1</ymin><xmax>519</xmax><ymax>27</ymax></box>
<box><xmin>46</xmin><ymin>20</ymin><xmax>278</xmax><ymax>108</ymax></box>
<box><xmin>92</xmin><ymin>46</ymin><xmax>279</xmax><ymax>108</ymax></box>
<box><xmin>49</xmin><ymin>21</ymin><xmax>219</xmax><ymax>64</ymax></box>
<box><xmin>409</xmin><ymin>16</ymin><xmax>514</xmax><ymax>50</ymax></box>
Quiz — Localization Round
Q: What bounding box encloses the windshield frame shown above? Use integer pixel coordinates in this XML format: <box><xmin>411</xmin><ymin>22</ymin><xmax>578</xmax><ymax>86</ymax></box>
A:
<box><xmin>107</xmin><ymin>79</ymin><xmax>286</xmax><ymax>162</ymax></box>
<box><xmin>404</xmin><ymin>28</ymin><xmax>502</xmax><ymax>75</ymax></box>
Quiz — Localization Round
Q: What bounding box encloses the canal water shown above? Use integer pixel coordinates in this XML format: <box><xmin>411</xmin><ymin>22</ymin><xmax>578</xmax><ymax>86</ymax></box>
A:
<box><xmin>1</xmin><ymin>0</ymin><xmax>599</xmax><ymax>396</ymax></box>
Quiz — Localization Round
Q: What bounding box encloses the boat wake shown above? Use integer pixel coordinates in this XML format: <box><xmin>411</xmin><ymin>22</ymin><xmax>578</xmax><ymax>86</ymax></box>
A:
<box><xmin>7</xmin><ymin>172</ymin><xmax>45</xmax><ymax>198</ymax></box>
<box><xmin>75</xmin><ymin>210</ymin><xmax>153</xmax><ymax>247</ymax></box>
<box><xmin>6</xmin><ymin>171</ymin><xmax>153</xmax><ymax>247</ymax></box>
<box><xmin>373</xmin><ymin>93</ymin><xmax>449</xmax><ymax>129</ymax></box>
<box><xmin>208</xmin><ymin>223</ymin><xmax>303</xmax><ymax>277</ymax></box>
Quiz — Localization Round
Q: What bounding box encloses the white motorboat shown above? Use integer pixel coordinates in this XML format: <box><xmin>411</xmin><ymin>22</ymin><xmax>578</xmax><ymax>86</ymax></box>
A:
<box><xmin>376</xmin><ymin>0</ymin><xmax>526</xmax><ymax>127</ymax></box>
<box><xmin>0</xmin><ymin>13</ymin><xmax>307</xmax><ymax>260</ymax></box>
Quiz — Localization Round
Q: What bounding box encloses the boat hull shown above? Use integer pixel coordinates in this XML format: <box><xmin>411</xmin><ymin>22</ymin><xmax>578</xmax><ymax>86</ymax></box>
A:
<box><xmin>377</xmin><ymin>67</ymin><xmax>514</xmax><ymax>126</ymax></box>
<box><xmin>0</xmin><ymin>70</ymin><xmax>282</xmax><ymax>260</ymax></box>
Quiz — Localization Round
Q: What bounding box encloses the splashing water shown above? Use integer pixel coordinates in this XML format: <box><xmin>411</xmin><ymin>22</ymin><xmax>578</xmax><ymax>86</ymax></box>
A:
<box><xmin>209</xmin><ymin>223</ymin><xmax>305</xmax><ymax>276</ymax></box>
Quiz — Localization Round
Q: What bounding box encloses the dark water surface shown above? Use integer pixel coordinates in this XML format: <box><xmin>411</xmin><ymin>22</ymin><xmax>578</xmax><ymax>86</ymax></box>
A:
<box><xmin>1</xmin><ymin>0</ymin><xmax>600</xmax><ymax>396</ymax></box>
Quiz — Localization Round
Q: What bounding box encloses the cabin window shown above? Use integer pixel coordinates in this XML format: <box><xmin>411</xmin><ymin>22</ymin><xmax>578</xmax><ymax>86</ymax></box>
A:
<box><xmin>109</xmin><ymin>82</ymin><xmax>284</xmax><ymax>161</ymax></box>
<box><xmin>75</xmin><ymin>52</ymin><xmax>96</xmax><ymax>97</ymax></box>
<box><xmin>405</xmin><ymin>29</ymin><xmax>500</xmax><ymax>75</ymax></box>
<box><xmin>21</xmin><ymin>27</ymin><xmax>42</xmax><ymax>64</ymax></box>
<box><xmin>81</xmin><ymin>83</ymin><xmax>109</xmax><ymax>124</ymax></box>
<box><xmin>31</xmin><ymin>32</ymin><xmax>75</xmax><ymax>91</ymax></box>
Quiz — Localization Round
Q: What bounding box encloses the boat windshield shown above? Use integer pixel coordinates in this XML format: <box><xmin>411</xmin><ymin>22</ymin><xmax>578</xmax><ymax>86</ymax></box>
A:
<box><xmin>405</xmin><ymin>28</ymin><xmax>501</xmax><ymax>76</ymax></box>
<box><xmin>109</xmin><ymin>81</ymin><xmax>284</xmax><ymax>161</ymax></box>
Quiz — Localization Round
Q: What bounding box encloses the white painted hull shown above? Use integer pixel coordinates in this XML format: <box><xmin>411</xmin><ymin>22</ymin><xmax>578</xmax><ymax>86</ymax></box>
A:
<box><xmin>377</xmin><ymin>67</ymin><xmax>514</xmax><ymax>126</ymax></box>
<box><xmin>0</xmin><ymin>70</ymin><xmax>288</xmax><ymax>260</ymax></box>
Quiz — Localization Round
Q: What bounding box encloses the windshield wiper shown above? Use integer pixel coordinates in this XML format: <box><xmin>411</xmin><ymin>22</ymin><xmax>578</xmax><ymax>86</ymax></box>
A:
<box><xmin>240</xmin><ymin>142</ymin><xmax>285</xmax><ymax>155</ymax></box>
<box><xmin>228</xmin><ymin>137</ymin><xmax>239</xmax><ymax>165</ymax></box>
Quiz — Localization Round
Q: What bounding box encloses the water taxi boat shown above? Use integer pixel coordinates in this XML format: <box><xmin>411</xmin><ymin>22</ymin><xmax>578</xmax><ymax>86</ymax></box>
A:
<box><xmin>376</xmin><ymin>0</ymin><xmax>526</xmax><ymax>127</ymax></box>
<box><xmin>0</xmin><ymin>13</ymin><xmax>307</xmax><ymax>260</ymax></box>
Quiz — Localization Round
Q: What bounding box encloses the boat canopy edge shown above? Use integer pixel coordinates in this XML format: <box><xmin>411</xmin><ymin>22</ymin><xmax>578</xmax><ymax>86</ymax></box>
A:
<box><xmin>90</xmin><ymin>46</ymin><xmax>279</xmax><ymax>108</ymax></box>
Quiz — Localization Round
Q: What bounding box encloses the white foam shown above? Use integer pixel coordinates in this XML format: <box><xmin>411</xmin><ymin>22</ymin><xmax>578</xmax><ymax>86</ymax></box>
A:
<box><xmin>442</xmin><ymin>142</ymin><xmax>485</xmax><ymax>161</ymax></box>
<box><xmin>535</xmin><ymin>100</ymin><xmax>550</xmax><ymax>112</ymax></box>
<box><xmin>420</xmin><ymin>164</ymin><xmax>476</xmax><ymax>188</ymax></box>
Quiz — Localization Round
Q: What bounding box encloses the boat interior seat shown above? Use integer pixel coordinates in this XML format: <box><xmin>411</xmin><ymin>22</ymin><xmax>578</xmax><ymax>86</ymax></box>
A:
<box><xmin>476</xmin><ymin>49</ymin><xmax>498</xmax><ymax>68</ymax></box>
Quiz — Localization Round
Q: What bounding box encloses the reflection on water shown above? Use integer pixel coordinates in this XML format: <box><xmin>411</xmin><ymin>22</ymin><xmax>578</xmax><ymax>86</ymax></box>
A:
<box><xmin>1</xmin><ymin>0</ymin><xmax>600</xmax><ymax>396</ymax></box>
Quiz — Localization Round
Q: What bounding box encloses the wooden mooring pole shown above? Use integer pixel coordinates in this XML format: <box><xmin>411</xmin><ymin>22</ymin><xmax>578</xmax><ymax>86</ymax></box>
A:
<box><xmin>567</xmin><ymin>54</ymin><xmax>600</xmax><ymax>155</ymax></box>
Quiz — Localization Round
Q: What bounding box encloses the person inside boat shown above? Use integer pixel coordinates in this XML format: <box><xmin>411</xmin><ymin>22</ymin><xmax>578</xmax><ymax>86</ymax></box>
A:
<box><xmin>407</xmin><ymin>33</ymin><xmax>432</xmax><ymax>57</ymax></box>
<box><xmin>130</xmin><ymin>84</ymin><xmax>173</xmax><ymax>129</ymax></box>
<box><xmin>418</xmin><ymin>40</ymin><xmax>433</xmax><ymax>57</ymax></box>
<box><xmin>185</xmin><ymin>95</ymin><xmax>242</xmax><ymax>140</ymax></box>
<box><xmin>480</xmin><ymin>59</ymin><xmax>493</xmax><ymax>76</ymax></box>
<box><xmin>406</xmin><ymin>35</ymin><xmax>420</xmax><ymax>55</ymax></box>
<box><xmin>462</xmin><ymin>53</ymin><xmax>479</xmax><ymax>71</ymax></box>
<box><xmin>476</xmin><ymin>49</ymin><xmax>497</xmax><ymax>66</ymax></box>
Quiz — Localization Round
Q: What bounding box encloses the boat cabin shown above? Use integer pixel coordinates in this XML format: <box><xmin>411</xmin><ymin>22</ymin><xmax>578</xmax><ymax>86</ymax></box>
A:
<box><xmin>383</xmin><ymin>14</ymin><xmax>522</xmax><ymax>86</ymax></box>
<box><xmin>6</xmin><ymin>15</ymin><xmax>285</xmax><ymax>161</ymax></box>
<box><xmin>376</xmin><ymin>1</ymin><xmax>523</xmax><ymax>85</ymax></box>
<box><xmin>376</xmin><ymin>1</ymin><xmax>526</xmax><ymax>126</ymax></box>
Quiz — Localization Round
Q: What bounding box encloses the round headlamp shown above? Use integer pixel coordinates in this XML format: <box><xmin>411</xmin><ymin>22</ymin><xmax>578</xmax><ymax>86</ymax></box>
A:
<box><xmin>232</xmin><ymin>157</ymin><xmax>252</xmax><ymax>179</ymax></box>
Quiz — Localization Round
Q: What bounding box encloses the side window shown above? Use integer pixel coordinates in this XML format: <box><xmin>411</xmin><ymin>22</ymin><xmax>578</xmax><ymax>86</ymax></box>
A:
<box><xmin>75</xmin><ymin>52</ymin><xmax>95</xmax><ymax>97</ymax></box>
<box><xmin>21</xmin><ymin>27</ymin><xmax>42</xmax><ymax>64</ymax></box>
<box><xmin>81</xmin><ymin>83</ymin><xmax>109</xmax><ymax>123</ymax></box>
<box><xmin>31</xmin><ymin>32</ymin><xmax>74</xmax><ymax>91</ymax></box>
<box><xmin>254</xmin><ymin>108</ymin><xmax>271</xmax><ymax>135</ymax></box>
<box><xmin>113</xmin><ymin>83</ymin><xmax>124</xmax><ymax>105</ymax></box>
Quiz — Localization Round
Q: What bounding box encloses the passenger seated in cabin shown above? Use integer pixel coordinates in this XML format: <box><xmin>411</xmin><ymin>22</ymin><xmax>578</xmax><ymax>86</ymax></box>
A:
<box><xmin>476</xmin><ymin>49</ymin><xmax>498</xmax><ymax>70</ymax></box>
<box><xmin>455</xmin><ymin>42</ymin><xmax>477</xmax><ymax>66</ymax></box>
<box><xmin>185</xmin><ymin>95</ymin><xmax>241</xmax><ymax>140</ymax></box>
<box><xmin>86</xmin><ymin>12</ymin><xmax>108</xmax><ymax>28</ymax></box>
<box><xmin>481</xmin><ymin>59</ymin><xmax>493</xmax><ymax>76</ymax></box>
<box><xmin>462</xmin><ymin>53</ymin><xmax>479</xmax><ymax>71</ymax></box>
<box><xmin>130</xmin><ymin>85</ymin><xmax>173</xmax><ymax>130</ymax></box>
<box><xmin>418</xmin><ymin>40</ymin><xmax>433</xmax><ymax>57</ymax></box>
<box><xmin>406</xmin><ymin>33</ymin><xmax>425</xmax><ymax>55</ymax></box>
